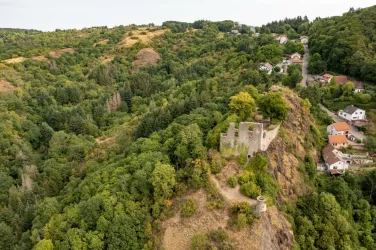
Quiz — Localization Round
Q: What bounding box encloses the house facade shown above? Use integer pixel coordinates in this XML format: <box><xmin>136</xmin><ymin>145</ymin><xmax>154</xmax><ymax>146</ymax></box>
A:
<box><xmin>259</xmin><ymin>63</ymin><xmax>273</xmax><ymax>75</ymax></box>
<box><xmin>291</xmin><ymin>53</ymin><xmax>301</xmax><ymax>59</ymax></box>
<box><xmin>279</xmin><ymin>35</ymin><xmax>288</xmax><ymax>44</ymax></box>
<box><xmin>321</xmin><ymin>74</ymin><xmax>333</xmax><ymax>83</ymax></box>
<box><xmin>327</xmin><ymin>122</ymin><xmax>350</xmax><ymax>136</ymax></box>
<box><xmin>338</xmin><ymin>105</ymin><xmax>366</xmax><ymax>121</ymax></box>
<box><xmin>322</xmin><ymin>144</ymin><xmax>349</xmax><ymax>174</ymax></box>
<box><xmin>353</xmin><ymin>82</ymin><xmax>364</xmax><ymax>93</ymax></box>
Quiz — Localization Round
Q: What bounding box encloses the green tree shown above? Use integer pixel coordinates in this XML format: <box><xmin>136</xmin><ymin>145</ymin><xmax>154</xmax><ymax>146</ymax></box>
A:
<box><xmin>258</xmin><ymin>92</ymin><xmax>288</xmax><ymax>122</ymax></box>
<box><xmin>34</xmin><ymin>239</ymin><xmax>54</xmax><ymax>250</ymax></box>
<box><xmin>229</xmin><ymin>92</ymin><xmax>256</xmax><ymax>121</ymax></box>
<box><xmin>150</xmin><ymin>163</ymin><xmax>176</xmax><ymax>204</ymax></box>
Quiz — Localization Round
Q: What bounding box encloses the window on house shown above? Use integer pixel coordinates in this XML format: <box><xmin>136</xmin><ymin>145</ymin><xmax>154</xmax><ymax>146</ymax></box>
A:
<box><xmin>235</xmin><ymin>132</ymin><xmax>239</xmax><ymax>137</ymax></box>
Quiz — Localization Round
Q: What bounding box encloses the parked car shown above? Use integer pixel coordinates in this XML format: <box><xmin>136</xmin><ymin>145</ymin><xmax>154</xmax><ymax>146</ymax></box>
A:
<box><xmin>370</xmin><ymin>153</ymin><xmax>376</xmax><ymax>157</ymax></box>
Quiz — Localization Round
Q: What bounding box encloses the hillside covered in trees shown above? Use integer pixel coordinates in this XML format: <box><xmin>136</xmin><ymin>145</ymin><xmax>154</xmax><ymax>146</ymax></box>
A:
<box><xmin>1</xmin><ymin>6</ymin><xmax>376</xmax><ymax>249</ymax></box>
<box><xmin>308</xmin><ymin>5</ymin><xmax>376</xmax><ymax>81</ymax></box>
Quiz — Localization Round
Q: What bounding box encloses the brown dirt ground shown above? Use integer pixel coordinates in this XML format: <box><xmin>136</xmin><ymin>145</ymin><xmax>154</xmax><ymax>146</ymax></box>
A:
<box><xmin>32</xmin><ymin>56</ymin><xmax>48</xmax><ymax>62</ymax></box>
<box><xmin>101</xmin><ymin>55</ymin><xmax>115</xmax><ymax>64</ymax></box>
<box><xmin>95</xmin><ymin>136</ymin><xmax>116</xmax><ymax>145</ymax></box>
<box><xmin>162</xmin><ymin>189</ymin><xmax>229</xmax><ymax>250</ymax></box>
<box><xmin>3</xmin><ymin>57</ymin><xmax>26</xmax><ymax>64</ymax></box>
<box><xmin>120</xmin><ymin>28</ymin><xmax>167</xmax><ymax>47</ymax></box>
<box><xmin>49</xmin><ymin>48</ymin><xmax>76</xmax><ymax>58</ymax></box>
<box><xmin>132</xmin><ymin>48</ymin><xmax>161</xmax><ymax>71</ymax></box>
<box><xmin>161</xmin><ymin>188</ymin><xmax>292</xmax><ymax>250</ymax></box>
<box><xmin>93</xmin><ymin>39</ymin><xmax>109</xmax><ymax>46</ymax></box>
<box><xmin>0</xmin><ymin>79</ymin><xmax>15</xmax><ymax>93</ymax></box>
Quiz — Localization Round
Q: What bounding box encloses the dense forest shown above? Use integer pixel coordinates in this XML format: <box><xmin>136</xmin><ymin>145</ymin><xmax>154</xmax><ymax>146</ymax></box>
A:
<box><xmin>1</xmin><ymin>6</ymin><xmax>376</xmax><ymax>250</ymax></box>
<box><xmin>261</xmin><ymin>16</ymin><xmax>310</xmax><ymax>38</ymax></box>
<box><xmin>308</xmin><ymin>6</ymin><xmax>376</xmax><ymax>81</ymax></box>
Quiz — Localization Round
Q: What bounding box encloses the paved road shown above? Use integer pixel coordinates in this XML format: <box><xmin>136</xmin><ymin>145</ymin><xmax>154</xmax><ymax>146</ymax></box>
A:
<box><xmin>300</xmin><ymin>44</ymin><xmax>309</xmax><ymax>87</ymax></box>
<box><xmin>319</xmin><ymin>104</ymin><xmax>367</xmax><ymax>141</ymax></box>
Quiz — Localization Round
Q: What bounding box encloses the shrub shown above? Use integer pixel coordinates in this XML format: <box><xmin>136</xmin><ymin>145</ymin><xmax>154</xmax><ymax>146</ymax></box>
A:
<box><xmin>210</xmin><ymin>153</ymin><xmax>225</xmax><ymax>174</ymax></box>
<box><xmin>209</xmin><ymin>229</ymin><xmax>229</xmax><ymax>244</ymax></box>
<box><xmin>237</xmin><ymin>171</ymin><xmax>256</xmax><ymax>184</ymax></box>
<box><xmin>190</xmin><ymin>234</ymin><xmax>211</xmax><ymax>250</ymax></box>
<box><xmin>182</xmin><ymin>199</ymin><xmax>197</xmax><ymax>217</ymax></box>
<box><xmin>140</xmin><ymin>31</ymin><xmax>148</xmax><ymax>35</ymax></box>
<box><xmin>240</xmin><ymin>181</ymin><xmax>259</xmax><ymax>198</ymax></box>
<box><xmin>227</xmin><ymin>176</ymin><xmax>238</xmax><ymax>188</ymax></box>
<box><xmin>229</xmin><ymin>202</ymin><xmax>255</xmax><ymax>229</ymax></box>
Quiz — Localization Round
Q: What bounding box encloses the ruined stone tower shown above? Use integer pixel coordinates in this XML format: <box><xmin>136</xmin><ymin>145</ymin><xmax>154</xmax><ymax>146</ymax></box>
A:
<box><xmin>255</xmin><ymin>196</ymin><xmax>267</xmax><ymax>215</ymax></box>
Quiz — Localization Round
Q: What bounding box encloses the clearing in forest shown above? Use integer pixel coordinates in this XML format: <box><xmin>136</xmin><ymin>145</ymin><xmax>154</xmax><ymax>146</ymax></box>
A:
<box><xmin>93</xmin><ymin>39</ymin><xmax>109</xmax><ymax>46</ymax></box>
<box><xmin>49</xmin><ymin>48</ymin><xmax>76</xmax><ymax>58</ymax></box>
<box><xmin>0</xmin><ymin>79</ymin><xmax>16</xmax><ymax>93</ymax></box>
<box><xmin>132</xmin><ymin>48</ymin><xmax>161</xmax><ymax>71</ymax></box>
<box><xmin>120</xmin><ymin>28</ymin><xmax>167</xmax><ymax>47</ymax></box>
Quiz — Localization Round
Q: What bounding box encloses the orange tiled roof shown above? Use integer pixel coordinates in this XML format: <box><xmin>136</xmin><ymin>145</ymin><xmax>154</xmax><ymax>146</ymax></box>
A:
<box><xmin>329</xmin><ymin>135</ymin><xmax>348</xmax><ymax>144</ymax></box>
<box><xmin>332</xmin><ymin>122</ymin><xmax>350</xmax><ymax>131</ymax></box>
<box><xmin>333</xmin><ymin>76</ymin><xmax>349</xmax><ymax>85</ymax></box>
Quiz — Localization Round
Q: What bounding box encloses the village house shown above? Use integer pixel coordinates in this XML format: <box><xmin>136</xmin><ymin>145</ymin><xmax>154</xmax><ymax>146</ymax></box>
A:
<box><xmin>322</xmin><ymin>144</ymin><xmax>349</xmax><ymax>174</ymax></box>
<box><xmin>290</xmin><ymin>53</ymin><xmax>301</xmax><ymax>59</ymax></box>
<box><xmin>328</xmin><ymin>135</ymin><xmax>348</xmax><ymax>149</ymax></box>
<box><xmin>338</xmin><ymin>105</ymin><xmax>366</xmax><ymax>121</ymax></box>
<box><xmin>332</xmin><ymin>75</ymin><xmax>349</xmax><ymax>85</ymax></box>
<box><xmin>229</xmin><ymin>30</ymin><xmax>240</xmax><ymax>36</ymax></box>
<box><xmin>259</xmin><ymin>63</ymin><xmax>273</xmax><ymax>75</ymax></box>
<box><xmin>278</xmin><ymin>35</ymin><xmax>288</xmax><ymax>44</ymax></box>
<box><xmin>321</xmin><ymin>73</ymin><xmax>333</xmax><ymax>83</ymax></box>
<box><xmin>327</xmin><ymin>122</ymin><xmax>350</xmax><ymax>136</ymax></box>
<box><xmin>291</xmin><ymin>58</ymin><xmax>303</xmax><ymax>65</ymax></box>
<box><xmin>353</xmin><ymin>81</ymin><xmax>364</xmax><ymax>93</ymax></box>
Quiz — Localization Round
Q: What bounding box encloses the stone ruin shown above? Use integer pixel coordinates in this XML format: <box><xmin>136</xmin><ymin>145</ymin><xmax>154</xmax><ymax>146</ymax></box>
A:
<box><xmin>255</xmin><ymin>196</ymin><xmax>267</xmax><ymax>215</ymax></box>
<box><xmin>220</xmin><ymin>122</ymin><xmax>280</xmax><ymax>158</ymax></box>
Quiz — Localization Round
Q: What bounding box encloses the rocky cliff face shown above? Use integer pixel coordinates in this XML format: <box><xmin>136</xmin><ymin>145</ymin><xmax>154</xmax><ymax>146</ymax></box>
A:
<box><xmin>267</xmin><ymin>87</ymin><xmax>318</xmax><ymax>203</ymax></box>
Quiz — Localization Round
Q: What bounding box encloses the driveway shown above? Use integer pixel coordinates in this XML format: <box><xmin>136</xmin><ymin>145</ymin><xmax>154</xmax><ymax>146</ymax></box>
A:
<box><xmin>300</xmin><ymin>44</ymin><xmax>309</xmax><ymax>87</ymax></box>
<box><xmin>319</xmin><ymin>104</ymin><xmax>367</xmax><ymax>141</ymax></box>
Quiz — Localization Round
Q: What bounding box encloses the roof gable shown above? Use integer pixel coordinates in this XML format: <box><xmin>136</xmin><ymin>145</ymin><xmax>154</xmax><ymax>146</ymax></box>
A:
<box><xmin>329</xmin><ymin>135</ymin><xmax>348</xmax><ymax>144</ymax></box>
<box><xmin>332</xmin><ymin>122</ymin><xmax>350</xmax><ymax>131</ymax></box>
<box><xmin>343</xmin><ymin>105</ymin><xmax>363</xmax><ymax>115</ymax></box>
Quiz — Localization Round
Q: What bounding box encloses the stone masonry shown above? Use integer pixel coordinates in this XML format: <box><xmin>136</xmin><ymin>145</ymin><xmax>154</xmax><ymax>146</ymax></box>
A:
<box><xmin>220</xmin><ymin>122</ymin><xmax>280</xmax><ymax>158</ymax></box>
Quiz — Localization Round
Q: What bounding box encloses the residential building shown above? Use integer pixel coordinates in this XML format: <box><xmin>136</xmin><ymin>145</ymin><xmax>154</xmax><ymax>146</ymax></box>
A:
<box><xmin>328</xmin><ymin>135</ymin><xmax>348</xmax><ymax>149</ymax></box>
<box><xmin>279</xmin><ymin>35</ymin><xmax>288</xmax><ymax>44</ymax></box>
<box><xmin>260</xmin><ymin>63</ymin><xmax>273</xmax><ymax>75</ymax></box>
<box><xmin>327</xmin><ymin>122</ymin><xmax>350</xmax><ymax>136</ymax></box>
<box><xmin>353</xmin><ymin>81</ymin><xmax>364</xmax><ymax>93</ymax></box>
<box><xmin>332</xmin><ymin>75</ymin><xmax>349</xmax><ymax>85</ymax></box>
<box><xmin>290</xmin><ymin>53</ymin><xmax>301</xmax><ymax>59</ymax></box>
<box><xmin>291</xmin><ymin>58</ymin><xmax>303</xmax><ymax>64</ymax></box>
<box><xmin>322</xmin><ymin>74</ymin><xmax>333</xmax><ymax>83</ymax></box>
<box><xmin>229</xmin><ymin>30</ymin><xmax>240</xmax><ymax>36</ymax></box>
<box><xmin>338</xmin><ymin>105</ymin><xmax>366</xmax><ymax>121</ymax></box>
<box><xmin>322</xmin><ymin>144</ymin><xmax>349</xmax><ymax>174</ymax></box>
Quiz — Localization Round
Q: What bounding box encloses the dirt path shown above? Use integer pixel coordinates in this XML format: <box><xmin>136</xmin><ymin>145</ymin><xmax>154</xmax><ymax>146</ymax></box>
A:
<box><xmin>210</xmin><ymin>175</ymin><xmax>257</xmax><ymax>206</ymax></box>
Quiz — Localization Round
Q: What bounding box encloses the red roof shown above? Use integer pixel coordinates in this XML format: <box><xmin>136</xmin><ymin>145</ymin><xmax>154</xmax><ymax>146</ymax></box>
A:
<box><xmin>332</xmin><ymin>122</ymin><xmax>350</xmax><ymax>132</ymax></box>
<box><xmin>292</xmin><ymin>59</ymin><xmax>303</xmax><ymax>63</ymax></box>
<box><xmin>333</xmin><ymin>76</ymin><xmax>349</xmax><ymax>85</ymax></box>
<box><xmin>329</xmin><ymin>135</ymin><xmax>348</xmax><ymax>144</ymax></box>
